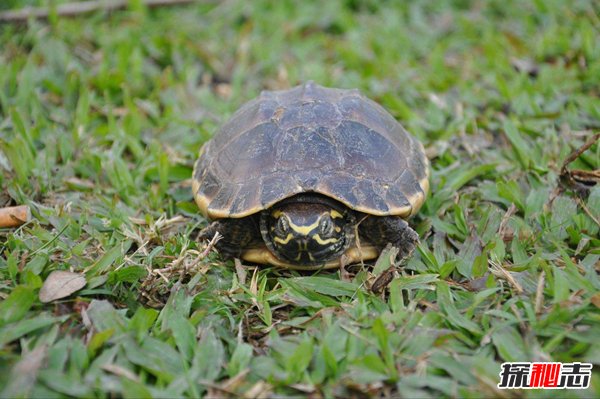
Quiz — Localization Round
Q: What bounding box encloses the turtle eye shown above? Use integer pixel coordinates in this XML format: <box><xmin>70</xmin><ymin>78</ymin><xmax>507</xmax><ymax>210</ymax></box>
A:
<box><xmin>275</xmin><ymin>215</ymin><xmax>290</xmax><ymax>236</ymax></box>
<box><xmin>319</xmin><ymin>214</ymin><xmax>334</xmax><ymax>236</ymax></box>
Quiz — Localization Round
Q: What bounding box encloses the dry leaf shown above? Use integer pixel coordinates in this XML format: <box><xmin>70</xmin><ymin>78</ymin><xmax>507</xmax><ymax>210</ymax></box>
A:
<box><xmin>591</xmin><ymin>292</ymin><xmax>600</xmax><ymax>309</ymax></box>
<box><xmin>39</xmin><ymin>271</ymin><xmax>86</xmax><ymax>303</ymax></box>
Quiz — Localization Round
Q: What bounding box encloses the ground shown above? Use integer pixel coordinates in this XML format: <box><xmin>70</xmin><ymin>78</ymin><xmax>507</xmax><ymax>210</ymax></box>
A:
<box><xmin>0</xmin><ymin>0</ymin><xmax>599</xmax><ymax>397</ymax></box>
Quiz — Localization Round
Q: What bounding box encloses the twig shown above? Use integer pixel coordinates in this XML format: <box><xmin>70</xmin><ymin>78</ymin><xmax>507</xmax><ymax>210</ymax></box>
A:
<box><xmin>559</xmin><ymin>132</ymin><xmax>600</xmax><ymax>196</ymax></box>
<box><xmin>560</xmin><ymin>132</ymin><xmax>600</xmax><ymax>174</ymax></box>
<box><xmin>200</xmin><ymin>231</ymin><xmax>221</xmax><ymax>258</ymax></box>
<box><xmin>0</xmin><ymin>205</ymin><xmax>31</xmax><ymax>228</ymax></box>
<box><xmin>151</xmin><ymin>243</ymin><xmax>189</xmax><ymax>275</ymax></box>
<box><xmin>0</xmin><ymin>0</ymin><xmax>198</xmax><ymax>23</ymax></box>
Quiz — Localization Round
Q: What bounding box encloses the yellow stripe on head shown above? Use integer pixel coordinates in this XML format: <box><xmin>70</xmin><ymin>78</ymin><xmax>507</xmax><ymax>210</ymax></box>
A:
<box><xmin>289</xmin><ymin>219</ymin><xmax>320</xmax><ymax>235</ymax></box>
<box><xmin>330</xmin><ymin>210</ymin><xmax>343</xmax><ymax>219</ymax></box>
<box><xmin>286</xmin><ymin>212</ymin><xmax>343</xmax><ymax>235</ymax></box>
<box><xmin>274</xmin><ymin>233</ymin><xmax>294</xmax><ymax>244</ymax></box>
<box><xmin>313</xmin><ymin>234</ymin><xmax>339</xmax><ymax>245</ymax></box>
<box><xmin>272</xmin><ymin>210</ymin><xmax>283</xmax><ymax>218</ymax></box>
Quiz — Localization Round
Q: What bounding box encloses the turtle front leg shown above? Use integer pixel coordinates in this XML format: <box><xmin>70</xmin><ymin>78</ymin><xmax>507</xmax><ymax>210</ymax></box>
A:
<box><xmin>358</xmin><ymin>216</ymin><xmax>419</xmax><ymax>261</ymax></box>
<box><xmin>198</xmin><ymin>217</ymin><xmax>261</xmax><ymax>259</ymax></box>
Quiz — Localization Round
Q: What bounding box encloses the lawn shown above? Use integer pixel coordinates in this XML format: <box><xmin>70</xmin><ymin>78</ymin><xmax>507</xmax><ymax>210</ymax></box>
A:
<box><xmin>0</xmin><ymin>0</ymin><xmax>599</xmax><ymax>397</ymax></box>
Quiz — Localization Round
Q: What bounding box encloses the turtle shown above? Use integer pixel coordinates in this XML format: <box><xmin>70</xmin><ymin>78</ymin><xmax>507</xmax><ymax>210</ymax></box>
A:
<box><xmin>192</xmin><ymin>81</ymin><xmax>429</xmax><ymax>270</ymax></box>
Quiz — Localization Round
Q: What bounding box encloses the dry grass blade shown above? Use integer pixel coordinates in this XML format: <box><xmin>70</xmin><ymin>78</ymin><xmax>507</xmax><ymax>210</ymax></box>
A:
<box><xmin>535</xmin><ymin>271</ymin><xmax>545</xmax><ymax>315</ymax></box>
<box><xmin>489</xmin><ymin>259</ymin><xmax>523</xmax><ymax>295</ymax></box>
<box><xmin>235</xmin><ymin>258</ymin><xmax>248</xmax><ymax>285</ymax></box>
<box><xmin>243</xmin><ymin>380</ymin><xmax>272</xmax><ymax>399</ymax></box>
<box><xmin>101</xmin><ymin>364</ymin><xmax>141</xmax><ymax>382</ymax></box>
<box><xmin>497</xmin><ymin>203</ymin><xmax>517</xmax><ymax>241</ymax></box>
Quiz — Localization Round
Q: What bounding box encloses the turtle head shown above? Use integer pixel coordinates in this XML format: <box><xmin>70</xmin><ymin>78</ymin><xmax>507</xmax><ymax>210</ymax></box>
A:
<box><xmin>261</xmin><ymin>202</ymin><xmax>353</xmax><ymax>265</ymax></box>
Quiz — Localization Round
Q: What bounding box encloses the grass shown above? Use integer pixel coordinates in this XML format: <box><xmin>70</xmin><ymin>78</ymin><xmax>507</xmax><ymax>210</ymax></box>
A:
<box><xmin>0</xmin><ymin>0</ymin><xmax>599</xmax><ymax>397</ymax></box>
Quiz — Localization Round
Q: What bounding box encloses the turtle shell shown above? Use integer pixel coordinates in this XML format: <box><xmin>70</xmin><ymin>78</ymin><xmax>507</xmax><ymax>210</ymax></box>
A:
<box><xmin>193</xmin><ymin>82</ymin><xmax>429</xmax><ymax>220</ymax></box>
